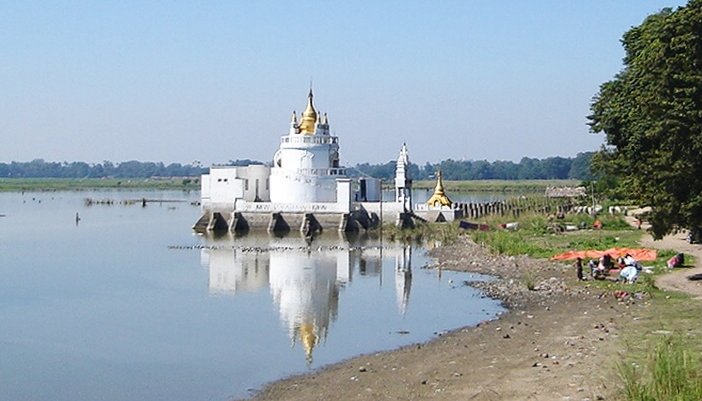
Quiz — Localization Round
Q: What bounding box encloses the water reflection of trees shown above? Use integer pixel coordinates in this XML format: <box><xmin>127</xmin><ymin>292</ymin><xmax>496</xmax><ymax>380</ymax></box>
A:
<box><xmin>199</xmin><ymin>233</ymin><xmax>413</xmax><ymax>362</ymax></box>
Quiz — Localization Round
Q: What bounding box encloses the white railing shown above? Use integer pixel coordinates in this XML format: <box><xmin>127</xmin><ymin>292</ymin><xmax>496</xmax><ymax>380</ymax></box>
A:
<box><xmin>270</xmin><ymin>168</ymin><xmax>346</xmax><ymax>176</ymax></box>
<box><xmin>235</xmin><ymin>199</ymin><xmax>348</xmax><ymax>213</ymax></box>
<box><xmin>281</xmin><ymin>136</ymin><xmax>338</xmax><ymax>145</ymax></box>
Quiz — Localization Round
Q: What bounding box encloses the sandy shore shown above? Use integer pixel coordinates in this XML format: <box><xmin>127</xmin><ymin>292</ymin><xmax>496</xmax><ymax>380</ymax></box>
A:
<box><xmin>241</xmin><ymin>236</ymin><xmax>662</xmax><ymax>401</ymax></box>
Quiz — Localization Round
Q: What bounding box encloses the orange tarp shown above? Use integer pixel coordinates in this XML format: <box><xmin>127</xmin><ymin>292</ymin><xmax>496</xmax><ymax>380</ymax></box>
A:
<box><xmin>551</xmin><ymin>247</ymin><xmax>657</xmax><ymax>261</ymax></box>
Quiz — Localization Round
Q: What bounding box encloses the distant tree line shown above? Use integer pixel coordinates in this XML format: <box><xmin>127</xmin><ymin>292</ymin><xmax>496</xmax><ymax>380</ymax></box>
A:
<box><xmin>349</xmin><ymin>152</ymin><xmax>594</xmax><ymax>181</ymax></box>
<box><xmin>0</xmin><ymin>159</ymin><xmax>207</xmax><ymax>178</ymax></box>
<box><xmin>0</xmin><ymin>158</ymin><xmax>266</xmax><ymax>178</ymax></box>
<box><xmin>0</xmin><ymin>153</ymin><xmax>593</xmax><ymax>180</ymax></box>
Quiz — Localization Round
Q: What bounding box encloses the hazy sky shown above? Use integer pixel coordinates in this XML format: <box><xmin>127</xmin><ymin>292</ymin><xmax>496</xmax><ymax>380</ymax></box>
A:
<box><xmin>1</xmin><ymin>0</ymin><xmax>688</xmax><ymax>166</ymax></box>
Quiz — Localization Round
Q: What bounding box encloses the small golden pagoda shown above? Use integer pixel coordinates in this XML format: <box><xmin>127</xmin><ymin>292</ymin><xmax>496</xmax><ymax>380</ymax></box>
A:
<box><xmin>426</xmin><ymin>170</ymin><xmax>452</xmax><ymax>207</ymax></box>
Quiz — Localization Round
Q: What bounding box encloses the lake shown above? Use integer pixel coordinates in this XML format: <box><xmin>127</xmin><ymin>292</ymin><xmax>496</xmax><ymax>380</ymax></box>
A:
<box><xmin>0</xmin><ymin>190</ymin><xmax>504</xmax><ymax>401</ymax></box>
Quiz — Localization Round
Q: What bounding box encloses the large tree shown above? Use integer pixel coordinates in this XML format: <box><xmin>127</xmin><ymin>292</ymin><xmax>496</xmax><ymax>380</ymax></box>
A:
<box><xmin>589</xmin><ymin>0</ymin><xmax>702</xmax><ymax>239</ymax></box>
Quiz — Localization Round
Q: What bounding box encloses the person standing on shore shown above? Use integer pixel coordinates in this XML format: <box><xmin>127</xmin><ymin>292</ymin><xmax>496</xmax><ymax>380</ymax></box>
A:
<box><xmin>575</xmin><ymin>257</ymin><xmax>584</xmax><ymax>281</ymax></box>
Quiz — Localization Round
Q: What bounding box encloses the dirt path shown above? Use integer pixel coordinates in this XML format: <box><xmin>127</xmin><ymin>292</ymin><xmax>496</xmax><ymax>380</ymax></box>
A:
<box><xmin>623</xmin><ymin>214</ymin><xmax>702</xmax><ymax>299</ymax></box>
<box><xmin>640</xmin><ymin>230</ymin><xmax>702</xmax><ymax>300</ymax></box>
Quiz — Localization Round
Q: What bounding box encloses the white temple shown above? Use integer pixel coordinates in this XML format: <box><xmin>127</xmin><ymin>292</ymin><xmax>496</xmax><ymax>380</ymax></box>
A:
<box><xmin>195</xmin><ymin>90</ymin><xmax>458</xmax><ymax>234</ymax></box>
<box><xmin>270</xmin><ymin>90</ymin><xmax>344</xmax><ymax>203</ymax></box>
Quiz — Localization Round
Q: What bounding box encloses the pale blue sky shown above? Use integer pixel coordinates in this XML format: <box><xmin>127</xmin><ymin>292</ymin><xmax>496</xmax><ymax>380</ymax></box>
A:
<box><xmin>0</xmin><ymin>0</ymin><xmax>688</xmax><ymax>165</ymax></box>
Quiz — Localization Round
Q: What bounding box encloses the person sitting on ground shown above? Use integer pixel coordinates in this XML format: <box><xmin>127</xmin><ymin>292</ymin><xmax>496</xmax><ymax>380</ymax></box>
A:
<box><xmin>619</xmin><ymin>264</ymin><xmax>639</xmax><ymax>283</ymax></box>
<box><xmin>588</xmin><ymin>259</ymin><xmax>598</xmax><ymax>276</ymax></box>
<box><xmin>666</xmin><ymin>253</ymin><xmax>684</xmax><ymax>269</ymax></box>
<box><xmin>624</xmin><ymin>253</ymin><xmax>643</xmax><ymax>271</ymax></box>
<box><xmin>623</xmin><ymin>253</ymin><xmax>635</xmax><ymax>266</ymax></box>
<box><xmin>590</xmin><ymin>259</ymin><xmax>607</xmax><ymax>279</ymax></box>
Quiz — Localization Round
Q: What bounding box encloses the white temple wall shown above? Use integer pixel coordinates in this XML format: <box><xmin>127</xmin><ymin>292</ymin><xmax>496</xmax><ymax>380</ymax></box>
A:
<box><xmin>269</xmin><ymin>173</ymin><xmax>338</xmax><ymax>203</ymax></box>
<box><xmin>238</xmin><ymin>164</ymin><xmax>271</xmax><ymax>202</ymax></box>
<box><xmin>201</xmin><ymin>174</ymin><xmax>211</xmax><ymax>201</ymax></box>
<box><xmin>208</xmin><ymin>168</ymin><xmax>244</xmax><ymax>205</ymax></box>
<box><xmin>335</xmin><ymin>179</ymin><xmax>352</xmax><ymax>212</ymax></box>
<box><xmin>278</xmin><ymin>146</ymin><xmax>331</xmax><ymax>170</ymax></box>
<box><xmin>358</xmin><ymin>201</ymin><xmax>406</xmax><ymax>220</ymax></box>
<box><xmin>279</xmin><ymin>148</ymin><xmax>313</xmax><ymax>170</ymax></box>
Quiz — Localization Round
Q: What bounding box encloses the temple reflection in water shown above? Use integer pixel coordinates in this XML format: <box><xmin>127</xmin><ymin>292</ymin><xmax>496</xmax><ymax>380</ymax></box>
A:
<box><xmin>199</xmin><ymin>234</ymin><xmax>413</xmax><ymax>362</ymax></box>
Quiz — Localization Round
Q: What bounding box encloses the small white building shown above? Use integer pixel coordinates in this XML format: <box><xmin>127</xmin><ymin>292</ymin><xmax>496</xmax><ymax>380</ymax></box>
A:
<box><xmin>200</xmin><ymin>164</ymin><xmax>271</xmax><ymax>210</ymax></box>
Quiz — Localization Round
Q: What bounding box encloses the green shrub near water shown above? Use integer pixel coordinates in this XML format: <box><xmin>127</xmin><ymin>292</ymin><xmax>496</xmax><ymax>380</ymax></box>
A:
<box><xmin>619</xmin><ymin>335</ymin><xmax>702</xmax><ymax>401</ymax></box>
<box><xmin>471</xmin><ymin>229</ymin><xmax>554</xmax><ymax>258</ymax></box>
<box><xmin>381</xmin><ymin>221</ymin><xmax>462</xmax><ymax>245</ymax></box>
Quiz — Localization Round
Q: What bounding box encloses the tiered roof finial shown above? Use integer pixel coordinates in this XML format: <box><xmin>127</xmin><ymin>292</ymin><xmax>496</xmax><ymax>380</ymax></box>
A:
<box><xmin>298</xmin><ymin>89</ymin><xmax>318</xmax><ymax>134</ymax></box>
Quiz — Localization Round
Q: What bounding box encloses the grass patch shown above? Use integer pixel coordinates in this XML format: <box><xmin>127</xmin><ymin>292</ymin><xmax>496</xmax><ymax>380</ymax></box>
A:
<box><xmin>566</xmin><ymin>235</ymin><xmax>622</xmax><ymax>250</ymax></box>
<box><xmin>381</xmin><ymin>221</ymin><xmax>462</xmax><ymax>245</ymax></box>
<box><xmin>471</xmin><ymin>229</ymin><xmax>555</xmax><ymax>258</ymax></box>
<box><xmin>465</xmin><ymin>212</ymin><xmax>641</xmax><ymax>259</ymax></box>
<box><xmin>619</xmin><ymin>335</ymin><xmax>702</xmax><ymax>401</ymax></box>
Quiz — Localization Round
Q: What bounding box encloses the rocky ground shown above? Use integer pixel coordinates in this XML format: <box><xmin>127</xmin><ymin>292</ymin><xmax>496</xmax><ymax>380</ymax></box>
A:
<box><xmin>242</xmin><ymin>236</ymin><xmax>659</xmax><ymax>401</ymax></box>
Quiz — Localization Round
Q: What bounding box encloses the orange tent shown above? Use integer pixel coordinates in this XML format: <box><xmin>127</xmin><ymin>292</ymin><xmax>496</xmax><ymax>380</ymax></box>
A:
<box><xmin>551</xmin><ymin>247</ymin><xmax>657</xmax><ymax>261</ymax></box>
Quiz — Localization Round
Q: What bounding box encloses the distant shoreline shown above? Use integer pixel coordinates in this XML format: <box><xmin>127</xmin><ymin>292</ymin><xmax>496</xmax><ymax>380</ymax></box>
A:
<box><xmin>0</xmin><ymin>177</ymin><xmax>578</xmax><ymax>193</ymax></box>
<box><xmin>0</xmin><ymin>177</ymin><xmax>200</xmax><ymax>192</ymax></box>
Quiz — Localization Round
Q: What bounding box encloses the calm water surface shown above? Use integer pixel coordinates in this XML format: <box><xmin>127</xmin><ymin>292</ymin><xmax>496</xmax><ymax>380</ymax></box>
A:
<box><xmin>0</xmin><ymin>190</ymin><xmax>504</xmax><ymax>401</ymax></box>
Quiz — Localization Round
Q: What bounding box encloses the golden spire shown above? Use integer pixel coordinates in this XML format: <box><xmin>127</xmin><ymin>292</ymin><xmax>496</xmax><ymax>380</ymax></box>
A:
<box><xmin>298</xmin><ymin>89</ymin><xmax>318</xmax><ymax>134</ymax></box>
<box><xmin>300</xmin><ymin>322</ymin><xmax>318</xmax><ymax>364</ymax></box>
<box><xmin>427</xmin><ymin>170</ymin><xmax>452</xmax><ymax>207</ymax></box>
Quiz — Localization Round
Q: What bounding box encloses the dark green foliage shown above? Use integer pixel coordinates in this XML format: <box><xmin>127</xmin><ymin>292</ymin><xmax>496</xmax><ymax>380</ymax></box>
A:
<box><xmin>589</xmin><ymin>1</ymin><xmax>702</xmax><ymax>238</ymax></box>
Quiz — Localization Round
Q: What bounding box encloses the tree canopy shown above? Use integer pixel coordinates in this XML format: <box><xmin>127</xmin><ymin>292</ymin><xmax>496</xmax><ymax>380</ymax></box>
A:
<box><xmin>589</xmin><ymin>0</ymin><xmax>702</xmax><ymax>238</ymax></box>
